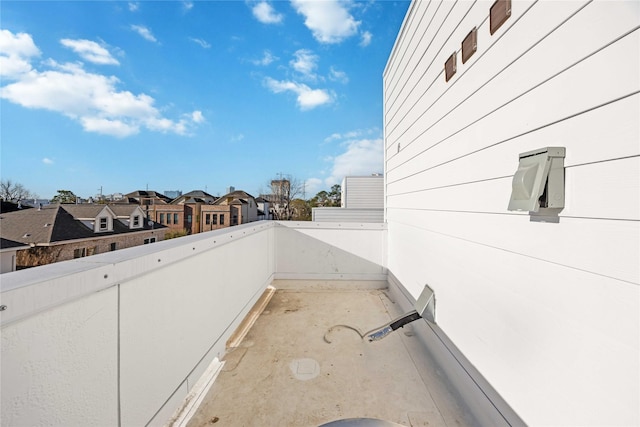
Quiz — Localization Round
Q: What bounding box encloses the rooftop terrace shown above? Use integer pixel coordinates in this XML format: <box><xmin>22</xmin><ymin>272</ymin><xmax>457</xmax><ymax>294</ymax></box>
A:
<box><xmin>183</xmin><ymin>286</ymin><xmax>472</xmax><ymax>427</ymax></box>
<box><xmin>1</xmin><ymin>221</ymin><xmax>516</xmax><ymax>426</ymax></box>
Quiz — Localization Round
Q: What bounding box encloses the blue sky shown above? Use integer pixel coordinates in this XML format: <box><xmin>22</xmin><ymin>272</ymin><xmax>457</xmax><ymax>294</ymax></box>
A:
<box><xmin>1</xmin><ymin>0</ymin><xmax>409</xmax><ymax>200</ymax></box>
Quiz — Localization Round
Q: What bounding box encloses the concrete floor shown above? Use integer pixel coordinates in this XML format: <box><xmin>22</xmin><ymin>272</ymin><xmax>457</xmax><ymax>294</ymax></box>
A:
<box><xmin>186</xmin><ymin>287</ymin><xmax>473</xmax><ymax>427</ymax></box>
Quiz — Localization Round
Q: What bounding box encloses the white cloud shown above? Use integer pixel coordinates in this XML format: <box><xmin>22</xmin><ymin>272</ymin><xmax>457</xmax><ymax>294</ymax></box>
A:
<box><xmin>230</xmin><ymin>133</ymin><xmax>245</xmax><ymax>143</ymax></box>
<box><xmin>189</xmin><ymin>37</ymin><xmax>211</xmax><ymax>49</ymax></box>
<box><xmin>290</xmin><ymin>49</ymin><xmax>318</xmax><ymax>80</ymax></box>
<box><xmin>252</xmin><ymin>1</ymin><xmax>284</xmax><ymax>24</ymax></box>
<box><xmin>321</xmin><ymin>132</ymin><xmax>383</xmax><ymax>186</ymax></box>
<box><xmin>131</xmin><ymin>25</ymin><xmax>157</xmax><ymax>42</ymax></box>
<box><xmin>183</xmin><ymin>1</ymin><xmax>194</xmax><ymax>11</ymax></box>
<box><xmin>42</xmin><ymin>157</ymin><xmax>54</xmax><ymax>165</ymax></box>
<box><xmin>60</xmin><ymin>39</ymin><xmax>119</xmax><ymax>65</ymax></box>
<box><xmin>252</xmin><ymin>50</ymin><xmax>278</xmax><ymax>66</ymax></box>
<box><xmin>0</xmin><ymin>30</ymin><xmax>203</xmax><ymax>138</ymax></box>
<box><xmin>291</xmin><ymin>0</ymin><xmax>360</xmax><ymax>44</ymax></box>
<box><xmin>328</xmin><ymin>138</ymin><xmax>383</xmax><ymax>184</ymax></box>
<box><xmin>264</xmin><ymin>77</ymin><xmax>334</xmax><ymax>111</ymax></box>
<box><xmin>304</xmin><ymin>177</ymin><xmax>323</xmax><ymax>196</ymax></box>
<box><xmin>360</xmin><ymin>30</ymin><xmax>372</xmax><ymax>47</ymax></box>
<box><xmin>128</xmin><ymin>2</ymin><xmax>139</xmax><ymax>12</ymax></box>
<box><xmin>81</xmin><ymin>117</ymin><xmax>139</xmax><ymax>137</ymax></box>
<box><xmin>191</xmin><ymin>110</ymin><xmax>205</xmax><ymax>123</ymax></box>
<box><xmin>329</xmin><ymin>66</ymin><xmax>348</xmax><ymax>84</ymax></box>
<box><xmin>0</xmin><ymin>30</ymin><xmax>40</xmax><ymax>79</ymax></box>
<box><xmin>0</xmin><ymin>29</ymin><xmax>40</xmax><ymax>57</ymax></box>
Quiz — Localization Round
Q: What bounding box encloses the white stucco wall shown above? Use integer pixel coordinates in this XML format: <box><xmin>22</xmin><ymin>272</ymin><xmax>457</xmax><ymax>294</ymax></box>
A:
<box><xmin>1</xmin><ymin>286</ymin><xmax>119</xmax><ymax>426</ymax></box>
<box><xmin>383</xmin><ymin>1</ymin><xmax>639</xmax><ymax>425</ymax></box>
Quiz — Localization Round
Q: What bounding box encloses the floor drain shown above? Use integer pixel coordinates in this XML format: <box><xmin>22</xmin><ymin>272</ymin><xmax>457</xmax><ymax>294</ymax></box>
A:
<box><xmin>289</xmin><ymin>358</ymin><xmax>320</xmax><ymax>380</ymax></box>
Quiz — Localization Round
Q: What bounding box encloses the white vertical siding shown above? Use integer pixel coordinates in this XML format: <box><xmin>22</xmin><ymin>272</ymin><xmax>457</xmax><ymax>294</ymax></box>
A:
<box><xmin>384</xmin><ymin>1</ymin><xmax>639</xmax><ymax>425</ymax></box>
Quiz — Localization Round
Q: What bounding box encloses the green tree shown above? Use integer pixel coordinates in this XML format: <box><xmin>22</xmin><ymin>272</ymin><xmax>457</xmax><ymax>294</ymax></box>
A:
<box><xmin>328</xmin><ymin>184</ymin><xmax>341</xmax><ymax>206</ymax></box>
<box><xmin>309</xmin><ymin>184</ymin><xmax>341</xmax><ymax>208</ymax></box>
<box><xmin>51</xmin><ymin>189</ymin><xmax>78</xmax><ymax>204</ymax></box>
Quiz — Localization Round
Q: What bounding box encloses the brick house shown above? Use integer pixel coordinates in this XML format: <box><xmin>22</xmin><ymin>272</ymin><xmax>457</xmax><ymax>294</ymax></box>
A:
<box><xmin>201</xmin><ymin>190</ymin><xmax>258</xmax><ymax>232</ymax></box>
<box><xmin>0</xmin><ymin>204</ymin><xmax>166</xmax><ymax>269</ymax></box>
<box><xmin>147</xmin><ymin>190</ymin><xmax>218</xmax><ymax>235</ymax></box>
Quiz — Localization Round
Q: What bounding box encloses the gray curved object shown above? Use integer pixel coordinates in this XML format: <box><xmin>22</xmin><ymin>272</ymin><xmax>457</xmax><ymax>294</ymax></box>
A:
<box><xmin>319</xmin><ymin>419</ymin><xmax>404</xmax><ymax>427</ymax></box>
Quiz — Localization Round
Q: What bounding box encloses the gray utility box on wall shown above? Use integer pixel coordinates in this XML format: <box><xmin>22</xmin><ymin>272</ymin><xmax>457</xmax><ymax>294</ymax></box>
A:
<box><xmin>508</xmin><ymin>147</ymin><xmax>565</xmax><ymax>213</ymax></box>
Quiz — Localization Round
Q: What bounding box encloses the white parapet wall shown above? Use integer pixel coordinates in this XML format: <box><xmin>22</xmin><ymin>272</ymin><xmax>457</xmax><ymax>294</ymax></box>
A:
<box><xmin>0</xmin><ymin>221</ymin><xmax>388</xmax><ymax>426</ymax></box>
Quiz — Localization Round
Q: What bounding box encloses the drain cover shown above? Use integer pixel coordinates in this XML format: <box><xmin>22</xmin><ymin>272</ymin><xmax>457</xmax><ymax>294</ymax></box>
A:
<box><xmin>289</xmin><ymin>358</ymin><xmax>320</xmax><ymax>380</ymax></box>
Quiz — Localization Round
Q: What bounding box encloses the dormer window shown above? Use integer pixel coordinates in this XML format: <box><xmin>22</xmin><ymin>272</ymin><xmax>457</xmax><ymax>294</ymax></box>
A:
<box><xmin>99</xmin><ymin>217</ymin><xmax>108</xmax><ymax>231</ymax></box>
<box><xmin>132</xmin><ymin>215</ymin><xmax>141</xmax><ymax>228</ymax></box>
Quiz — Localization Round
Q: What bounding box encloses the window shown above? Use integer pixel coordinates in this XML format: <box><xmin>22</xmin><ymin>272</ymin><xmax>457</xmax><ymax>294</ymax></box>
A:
<box><xmin>232</xmin><ymin>215</ymin><xmax>238</xmax><ymax>225</ymax></box>
<box><xmin>160</xmin><ymin>213</ymin><xmax>165</xmax><ymax>224</ymax></box>
<box><xmin>73</xmin><ymin>248</ymin><xmax>86</xmax><ymax>258</ymax></box>
<box><xmin>133</xmin><ymin>215</ymin><xmax>140</xmax><ymax>227</ymax></box>
<box><xmin>143</xmin><ymin>237</ymin><xmax>157</xmax><ymax>244</ymax></box>
<box><xmin>174</xmin><ymin>213</ymin><xmax>179</xmax><ymax>224</ymax></box>
<box><xmin>187</xmin><ymin>214</ymin><xmax>192</xmax><ymax>224</ymax></box>
<box><xmin>220</xmin><ymin>214</ymin><xmax>224</xmax><ymax>225</ymax></box>
<box><xmin>212</xmin><ymin>214</ymin><xmax>217</xmax><ymax>225</ymax></box>
<box><xmin>99</xmin><ymin>217</ymin><xmax>108</xmax><ymax>230</ymax></box>
<box><xmin>167</xmin><ymin>213</ymin><xmax>172</xmax><ymax>224</ymax></box>
<box><xmin>110</xmin><ymin>242</ymin><xmax>117</xmax><ymax>251</ymax></box>
<box><xmin>205</xmin><ymin>214</ymin><xmax>210</xmax><ymax>225</ymax></box>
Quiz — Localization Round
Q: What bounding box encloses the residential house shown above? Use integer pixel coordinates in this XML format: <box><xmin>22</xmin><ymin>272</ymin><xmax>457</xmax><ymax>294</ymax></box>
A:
<box><xmin>201</xmin><ymin>190</ymin><xmax>258</xmax><ymax>231</ymax></box>
<box><xmin>0</xmin><ymin>204</ymin><xmax>166</xmax><ymax>269</ymax></box>
<box><xmin>255</xmin><ymin>196</ymin><xmax>271</xmax><ymax>220</ymax></box>
<box><xmin>169</xmin><ymin>190</ymin><xmax>218</xmax><ymax>234</ymax></box>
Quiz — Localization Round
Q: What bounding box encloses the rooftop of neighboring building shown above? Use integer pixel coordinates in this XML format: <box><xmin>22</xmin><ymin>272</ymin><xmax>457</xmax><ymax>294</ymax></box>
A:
<box><xmin>213</xmin><ymin>190</ymin><xmax>256</xmax><ymax>205</ymax></box>
<box><xmin>0</xmin><ymin>204</ymin><xmax>163</xmax><ymax>245</ymax></box>
<box><xmin>170</xmin><ymin>190</ymin><xmax>218</xmax><ymax>205</ymax></box>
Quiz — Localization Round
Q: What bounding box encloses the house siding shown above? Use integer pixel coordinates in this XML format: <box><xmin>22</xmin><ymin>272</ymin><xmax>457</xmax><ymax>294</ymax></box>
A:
<box><xmin>312</xmin><ymin>208</ymin><xmax>384</xmax><ymax>223</ymax></box>
<box><xmin>341</xmin><ymin>176</ymin><xmax>384</xmax><ymax>209</ymax></box>
<box><xmin>384</xmin><ymin>1</ymin><xmax>639</xmax><ymax>426</ymax></box>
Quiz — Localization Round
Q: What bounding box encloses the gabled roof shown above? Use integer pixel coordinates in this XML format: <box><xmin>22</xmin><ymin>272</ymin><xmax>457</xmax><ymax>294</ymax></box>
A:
<box><xmin>62</xmin><ymin>204</ymin><xmax>115</xmax><ymax>220</ymax></box>
<box><xmin>0</xmin><ymin>205</ymin><xmax>92</xmax><ymax>244</ymax></box>
<box><xmin>0</xmin><ymin>204</ymin><xmax>163</xmax><ymax>246</ymax></box>
<box><xmin>213</xmin><ymin>190</ymin><xmax>256</xmax><ymax>205</ymax></box>
<box><xmin>109</xmin><ymin>205</ymin><xmax>145</xmax><ymax>218</ymax></box>
<box><xmin>1</xmin><ymin>201</ymin><xmax>32</xmax><ymax>213</ymax></box>
<box><xmin>125</xmin><ymin>190</ymin><xmax>171</xmax><ymax>204</ymax></box>
<box><xmin>170</xmin><ymin>190</ymin><xmax>217</xmax><ymax>205</ymax></box>
<box><xmin>0</xmin><ymin>237</ymin><xmax>30</xmax><ymax>251</ymax></box>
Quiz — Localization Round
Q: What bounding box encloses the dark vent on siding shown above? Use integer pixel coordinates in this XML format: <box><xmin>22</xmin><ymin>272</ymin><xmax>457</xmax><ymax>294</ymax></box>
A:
<box><xmin>462</xmin><ymin>27</ymin><xmax>477</xmax><ymax>64</ymax></box>
<box><xmin>490</xmin><ymin>0</ymin><xmax>511</xmax><ymax>35</ymax></box>
<box><xmin>444</xmin><ymin>52</ymin><xmax>457</xmax><ymax>82</ymax></box>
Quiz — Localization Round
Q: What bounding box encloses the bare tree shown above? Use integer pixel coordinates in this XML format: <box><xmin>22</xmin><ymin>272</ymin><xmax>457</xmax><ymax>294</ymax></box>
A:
<box><xmin>0</xmin><ymin>179</ymin><xmax>37</xmax><ymax>201</ymax></box>
<box><xmin>269</xmin><ymin>175</ymin><xmax>304</xmax><ymax>220</ymax></box>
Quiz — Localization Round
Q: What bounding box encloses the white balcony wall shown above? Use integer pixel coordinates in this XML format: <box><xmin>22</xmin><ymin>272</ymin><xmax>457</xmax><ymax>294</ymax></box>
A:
<box><xmin>384</xmin><ymin>1</ymin><xmax>639</xmax><ymax>426</ymax></box>
<box><xmin>275</xmin><ymin>222</ymin><xmax>386</xmax><ymax>282</ymax></box>
<box><xmin>1</xmin><ymin>221</ymin><xmax>386</xmax><ymax>426</ymax></box>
